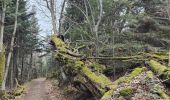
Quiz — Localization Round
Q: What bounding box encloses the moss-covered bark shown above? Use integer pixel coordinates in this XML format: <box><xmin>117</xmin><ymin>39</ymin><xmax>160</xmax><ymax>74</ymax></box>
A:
<box><xmin>101</xmin><ymin>67</ymin><xmax>145</xmax><ymax>100</ymax></box>
<box><xmin>148</xmin><ymin>60</ymin><xmax>170</xmax><ymax>84</ymax></box>
<box><xmin>101</xmin><ymin>69</ymin><xmax>170</xmax><ymax>100</ymax></box>
<box><xmin>51</xmin><ymin>35</ymin><xmax>114</xmax><ymax>98</ymax></box>
<box><xmin>145</xmin><ymin>71</ymin><xmax>169</xmax><ymax>100</ymax></box>
<box><xmin>51</xmin><ymin>35</ymin><xmax>170</xmax><ymax>100</ymax></box>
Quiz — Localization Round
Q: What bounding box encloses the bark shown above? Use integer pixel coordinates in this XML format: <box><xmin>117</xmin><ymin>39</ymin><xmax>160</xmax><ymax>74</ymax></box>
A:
<box><xmin>0</xmin><ymin>2</ymin><xmax>6</xmax><ymax>52</ymax></box>
<box><xmin>20</xmin><ymin>54</ymin><xmax>24</xmax><ymax>81</ymax></box>
<box><xmin>1</xmin><ymin>0</ymin><xmax>19</xmax><ymax>90</ymax></box>
<box><xmin>13</xmin><ymin>48</ymin><xmax>18</xmax><ymax>87</ymax></box>
<box><xmin>45</xmin><ymin>0</ymin><xmax>58</xmax><ymax>35</ymax></box>
<box><xmin>148</xmin><ymin>60</ymin><xmax>170</xmax><ymax>84</ymax></box>
<box><xmin>94</xmin><ymin>0</ymin><xmax>103</xmax><ymax>57</ymax></box>
<box><xmin>0</xmin><ymin>49</ymin><xmax>5</xmax><ymax>88</ymax></box>
<box><xmin>28</xmin><ymin>50</ymin><xmax>33</xmax><ymax>80</ymax></box>
<box><xmin>51</xmin><ymin>35</ymin><xmax>170</xmax><ymax>99</ymax></box>
<box><xmin>51</xmin><ymin>35</ymin><xmax>114</xmax><ymax>98</ymax></box>
<box><xmin>168</xmin><ymin>49</ymin><xmax>170</xmax><ymax>67</ymax></box>
<box><xmin>59</xmin><ymin>0</ymin><xmax>67</xmax><ymax>34</ymax></box>
<box><xmin>10</xmin><ymin>55</ymin><xmax>14</xmax><ymax>89</ymax></box>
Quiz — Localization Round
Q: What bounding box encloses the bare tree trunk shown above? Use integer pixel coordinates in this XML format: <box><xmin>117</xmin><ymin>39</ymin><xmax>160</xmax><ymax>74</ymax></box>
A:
<box><xmin>1</xmin><ymin>0</ymin><xmax>19</xmax><ymax>90</ymax></box>
<box><xmin>28</xmin><ymin>50</ymin><xmax>33</xmax><ymax>80</ymax></box>
<box><xmin>21</xmin><ymin>54</ymin><xmax>24</xmax><ymax>82</ymax></box>
<box><xmin>94</xmin><ymin>0</ymin><xmax>103</xmax><ymax>57</ymax></box>
<box><xmin>45</xmin><ymin>0</ymin><xmax>58</xmax><ymax>35</ymax></box>
<box><xmin>59</xmin><ymin>0</ymin><xmax>67</xmax><ymax>34</ymax></box>
<box><xmin>0</xmin><ymin>2</ymin><xmax>6</xmax><ymax>52</ymax></box>
<box><xmin>51</xmin><ymin>10</ymin><xmax>58</xmax><ymax>34</ymax></box>
<box><xmin>10</xmin><ymin>55</ymin><xmax>14</xmax><ymax>89</ymax></box>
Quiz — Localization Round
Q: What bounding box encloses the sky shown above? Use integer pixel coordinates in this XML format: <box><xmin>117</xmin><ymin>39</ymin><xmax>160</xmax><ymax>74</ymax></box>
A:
<box><xmin>28</xmin><ymin>0</ymin><xmax>63</xmax><ymax>38</ymax></box>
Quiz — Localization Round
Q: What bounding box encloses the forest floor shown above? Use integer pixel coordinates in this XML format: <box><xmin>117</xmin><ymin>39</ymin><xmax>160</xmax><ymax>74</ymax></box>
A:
<box><xmin>14</xmin><ymin>78</ymin><xmax>65</xmax><ymax>100</ymax></box>
<box><xmin>13</xmin><ymin>78</ymin><xmax>90</xmax><ymax>100</ymax></box>
<box><xmin>22</xmin><ymin>78</ymin><xmax>51</xmax><ymax>100</ymax></box>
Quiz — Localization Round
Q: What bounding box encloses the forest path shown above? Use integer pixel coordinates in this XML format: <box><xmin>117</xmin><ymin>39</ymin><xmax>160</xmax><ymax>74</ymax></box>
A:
<box><xmin>23</xmin><ymin>78</ymin><xmax>51</xmax><ymax>100</ymax></box>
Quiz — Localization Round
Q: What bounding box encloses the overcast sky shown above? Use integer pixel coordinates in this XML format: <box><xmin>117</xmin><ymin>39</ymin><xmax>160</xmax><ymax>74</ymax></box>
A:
<box><xmin>28</xmin><ymin>0</ymin><xmax>63</xmax><ymax>37</ymax></box>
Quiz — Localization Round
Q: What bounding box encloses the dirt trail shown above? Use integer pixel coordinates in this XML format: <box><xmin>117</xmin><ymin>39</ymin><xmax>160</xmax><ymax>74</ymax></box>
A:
<box><xmin>23</xmin><ymin>78</ymin><xmax>51</xmax><ymax>100</ymax></box>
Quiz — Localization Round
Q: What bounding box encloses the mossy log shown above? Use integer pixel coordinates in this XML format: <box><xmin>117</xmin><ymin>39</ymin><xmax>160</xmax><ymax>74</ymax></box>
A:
<box><xmin>148</xmin><ymin>60</ymin><xmax>170</xmax><ymax>84</ymax></box>
<box><xmin>51</xmin><ymin>35</ymin><xmax>114</xmax><ymax>98</ymax></box>
<box><xmin>101</xmin><ymin>67</ymin><xmax>145</xmax><ymax>100</ymax></box>
<box><xmin>146</xmin><ymin>71</ymin><xmax>169</xmax><ymax>100</ymax></box>
<box><xmin>101</xmin><ymin>69</ymin><xmax>170</xmax><ymax>100</ymax></box>
<box><xmin>51</xmin><ymin>35</ymin><xmax>170</xmax><ymax>99</ymax></box>
<box><xmin>87</xmin><ymin>52</ymin><xmax>168</xmax><ymax>62</ymax></box>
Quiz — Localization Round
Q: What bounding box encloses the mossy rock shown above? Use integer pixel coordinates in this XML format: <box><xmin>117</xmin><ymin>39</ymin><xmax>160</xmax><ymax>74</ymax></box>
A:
<box><xmin>119</xmin><ymin>87</ymin><xmax>134</xmax><ymax>97</ymax></box>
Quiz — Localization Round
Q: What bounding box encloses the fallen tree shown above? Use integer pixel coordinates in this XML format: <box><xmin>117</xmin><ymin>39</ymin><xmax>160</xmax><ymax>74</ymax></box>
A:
<box><xmin>51</xmin><ymin>35</ymin><xmax>170</xmax><ymax>99</ymax></box>
<box><xmin>101</xmin><ymin>69</ymin><xmax>170</xmax><ymax>100</ymax></box>
<box><xmin>51</xmin><ymin>35</ymin><xmax>115</xmax><ymax>99</ymax></box>
<box><xmin>148</xmin><ymin>60</ymin><xmax>170</xmax><ymax>84</ymax></box>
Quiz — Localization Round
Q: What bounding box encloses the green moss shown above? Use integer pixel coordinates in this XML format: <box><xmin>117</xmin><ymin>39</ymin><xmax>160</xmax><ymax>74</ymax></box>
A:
<box><xmin>145</xmin><ymin>71</ymin><xmax>170</xmax><ymax>99</ymax></box>
<box><xmin>152</xmin><ymin>54</ymin><xmax>168</xmax><ymax>61</ymax></box>
<box><xmin>119</xmin><ymin>87</ymin><xmax>134</xmax><ymax>97</ymax></box>
<box><xmin>81</xmin><ymin>66</ymin><xmax>113</xmax><ymax>94</ymax></box>
<box><xmin>148</xmin><ymin>60</ymin><xmax>167</xmax><ymax>74</ymax></box>
<box><xmin>127</xmin><ymin>67</ymin><xmax>145</xmax><ymax>82</ymax></box>
<box><xmin>51</xmin><ymin>35</ymin><xmax>67</xmax><ymax>53</ymax></box>
<box><xmin>0</xmin><ymin>50</ymin><xmax>5</xmax><ymax>87</ymax></box>
<box><xmin>101</xmin><ymin>67</ymin><xmax>144</xmax><ymax>99</ymax></box>
<box><xmin>0</xmin><ymin>91</ymin><xmax>9</xmax><ymax>100</ymax></box>
<box><xmin>51</xmin><ymin>35</ymin><xmax>66</xmax><ymax>47</ymax></box>
<box><xmin>162</xmin><ymin>70</ymin><xmax>170</xmax><ymax>84</ymax></box>
<box><xmin>89</xmin><ymin>63</ymin><xmax>105</xmax><ymax>73</ymax></box>
<box><xmin>100</xmin><ymin>89</ymin><xmax>115</xmax><ymax>100</ymax></box>
<box><xmin>146</xmin><ymin>71</ymin><xmax>154</xmax><ymax>79</ymax></box>
<box><xmin>114</xmin><ymin>67</ymin><xmax>144</xmax><ymax>84</ymax></box>
<box><xmin>148</xmin><ymin>60</ymin><xmax>170</xmax><ymax>84</ymax></box>
<box><xmin>74</xmin><ymin>61</ymin><xmax>84</xmax><ymax>70</ymax></box>
<box><xmin>82</xmin><ymin>67</ymin><xmax>112</xmax><ymax>87</ymax></box>
<box><xmin>157</xmin><ymin>89</ymin><xmax>170</xmax><ymax>100</ymax></box>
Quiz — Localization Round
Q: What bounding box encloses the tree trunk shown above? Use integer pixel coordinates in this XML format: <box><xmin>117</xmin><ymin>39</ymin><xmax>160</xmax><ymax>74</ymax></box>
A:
<box><xmin>0</xmin><ymin>2</ymin><xmax>6</xmax><ymax>52</ymax></box>
<box><xmin>1</xmin><ymin>0</ymin><xmax>19</xmax><ymax>90</ymax></box>
<box><xmin>51</xmin><ymin>9</ymin><xmax>58</xmax><ymax>35</ymax></box>
<box><xmin>45</xmin><ymin>0</ymin><xmax>58</xmax><ymax>35</ymax></box>
<box><xmin>13</xmin><ymin>47</ymin><xmax>19</xmax><ymax>87</ymax></box>
<box><xmin>168</xmin><ymin>48</ymin><xmax>170</xmax><ymax>67</ymax></box>
<box><xmin>21</xmin><ymin>54</ymin><xmax>24</xmax><ymax>82</ymax></box>
<box><xmin>10</xmin><ymin>55</ymin><xmax>14</xmax><ymax>89</ymax></box>
<box><xmin>0</xmin><ymin>50</ymin><xmax>5</xmax><ymax>89</ymax></box>
<box><xmin>59</xmin><ymin>0</ymin><xmax>67</xmax><ymax>34</ymax></box>
<box><xmin>93</xmin><ymin>0</ymin><xmax>103</xmax><ymax>57</ymax></box>
<box><xmin>28</xmin><ymin>50</ymin><xmax>33</xmax><ymax>80</ymax></box>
